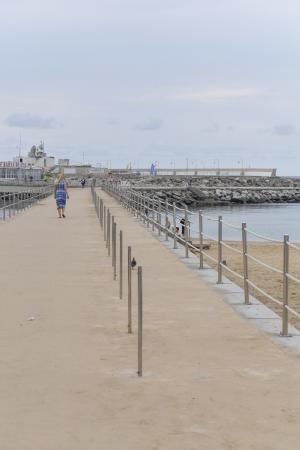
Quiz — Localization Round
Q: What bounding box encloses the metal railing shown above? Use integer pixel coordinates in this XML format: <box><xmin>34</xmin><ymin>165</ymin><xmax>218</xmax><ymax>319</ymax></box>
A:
<box><xmin>0</xmin><ymin>187</ymin><xmax>53</xmax><ymax>220</ymax></box>
<box><xmin>102</xmin><ymin>180</ymin><xmax>300</xmax><ymax>337</ymax></box>
<box><xmin>91</xmin><ymin>184</ymin><xmax>144</xmax><ymax>377</ymax></box>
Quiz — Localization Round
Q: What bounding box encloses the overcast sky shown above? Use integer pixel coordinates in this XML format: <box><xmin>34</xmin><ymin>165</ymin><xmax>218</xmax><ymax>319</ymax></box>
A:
<box><xmin>0</xmin><ymin>0</ymin><xmax>299</xmax><ymax>174</ymax></box>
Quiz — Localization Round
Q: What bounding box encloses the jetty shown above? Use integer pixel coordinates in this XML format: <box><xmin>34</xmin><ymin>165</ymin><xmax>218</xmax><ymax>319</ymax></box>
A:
<box><xmin>1</xmin><ymin>188</ymin><xmax>300</xmax><ymax>449</ymax></box>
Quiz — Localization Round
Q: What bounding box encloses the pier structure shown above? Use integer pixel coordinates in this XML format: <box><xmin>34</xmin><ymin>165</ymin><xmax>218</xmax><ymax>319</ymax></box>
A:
<box><xmin>108</xmin><ymin>167</ymin><xmax>277</xmax><ymax>177</ymax></box>
<box><xmin>1</xmin><ymin>188</ymin><xmax>300</xmax><ymax>449</ymax></box>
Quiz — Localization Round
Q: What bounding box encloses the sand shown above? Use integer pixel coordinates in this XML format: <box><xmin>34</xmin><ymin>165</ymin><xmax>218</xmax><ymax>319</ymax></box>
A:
<box><xmin>194</xmin><ymin>240</ymin><xmax>300</xmax><ymax>329</ymax></box>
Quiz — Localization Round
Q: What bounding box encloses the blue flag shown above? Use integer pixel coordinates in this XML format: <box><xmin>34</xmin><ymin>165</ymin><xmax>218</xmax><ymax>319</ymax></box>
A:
<box><xmin>150</xmin><ymin>163</ymin><xmax>155</xmax><ymax>176</ymax></box>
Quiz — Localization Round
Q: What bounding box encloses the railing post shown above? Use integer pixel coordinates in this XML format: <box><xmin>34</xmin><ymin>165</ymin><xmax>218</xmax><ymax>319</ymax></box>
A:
<box><xmin>104</xmin><ymin>206</ymin><xmax>107</xmax><ymax>241</ymax></box>
<box><xmin>217</xmin><ymin>216</ymin><xmax>222</xmax><ymax>284</ymax></box>
<box><xmin>165</xmin><ymin>199</ymin><xmax>169</xmax><ymax>241</ymax></box>
<box><xmin>158</xmin><ymin>199</ymin><xmax>161</xmax><ymax>236</ymax></box>
<box><xmin>128</xmin><ymin>246</ymin><xmax>132</xmax><ymax>334</ymax></box>
<box><xmin>8</xmin><ymin>194</ymin><xmax>12</xmax><ymax>218</ymax></box>
<box><xmin>282</xmin><ymin>234</ymin><xmax>289</xmax><ymax>336</ymax></box>
<box><xmin>139</xmin><ymin>195</ymin><xmax>142</xmax><ymax>221</ymax></box>
<box><xmin>152</xmin><ymin>200</ymin><xmax>155</xmax><ymax>231</ymax></box>
<box><xmin>113</xmin><ymin>222</ymin><xmax>117</xmax><ymax>280</ymax></box>
<box><xmin>119</xmin><ymin>230</ymin><xmax>123</xmax><ymax>299</ymax></box>
<box><xmin>142</xmin><ymin>194</ymin><xmax>146</xmax><ymax>224</ymax></box>
<box><xmin>137</xmin><ymin>266</ymin><xmax>143</xmax><ymax>377</ymax></box>
<box><xmin>242</xmin><ymin>223</ymin><xmax>250</xmax><ymax>305</ymax></box>
<box><xmin>184</xmin><ymin>209</ymin><xmax>189</xmax><ymax>258</ymax></box>
<box><xmin>173</xmin><ymin>202</ymin><xmax>177</xmax><ymax>249</ymax></box>
<box><xmin>111</xmin><ymin>216</ymin><xmax>114</xmax><ymax>265</ymax></box>
<box><xmin>107</xmin><ymin>210</ymin><xmax>111</xmax><ymax>256</ymax></box>
<box><xmin>99</xmin><ymin>199</ymin><xmax>102</xmax><ymax>228</ymax></box>
<box><xmin>147</xmin><ymin>196</ymin><xmax>150</xmax><ymax>228</ymax></box>
<box><xmin>134</xmin><ymin>193</ymin><xmax>137</xmax><ymax>217</ymax></box>
<box><xmin>199</xmin><ymin>210</ymin><xmax>204</xmax><ymax>269</ymax></box>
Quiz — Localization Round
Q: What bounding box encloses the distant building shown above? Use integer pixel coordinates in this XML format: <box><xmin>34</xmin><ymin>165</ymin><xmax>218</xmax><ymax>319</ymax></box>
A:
<box><xmin>14</xmin><ymin>141</ymin><xmax>56</xmax><ymax>169</ymax></box>
<box><xmin>52</xmin><ymin>164</ymin><xmax>92</xmax><ymax>176</ymax></box>
<box><xmin>58</xmin><ymin>158</ymin><xmax>70</xmax><ymax>166</ymax></box>
<box><xmin>0</xmin><ymin>161</ymin><xmax>43</xmax><ymax>181</ymax></box>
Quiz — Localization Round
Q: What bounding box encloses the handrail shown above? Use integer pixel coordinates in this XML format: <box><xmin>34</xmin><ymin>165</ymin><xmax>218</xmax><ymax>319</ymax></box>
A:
<box><xmin>221</xmin><ymin>219</ymin><xmax>241</xmax><ymax>231</ymax></box>
<box><xmin>246</xmin><ymin>253</ymin><xmax>283</xmax><ymax>275</ymax></box>
<box><xmin>221</xmin><ymin>263</ymin><xmax>244</xmax><ymax>280</ymax></box>
<box><xmin>220</xmin><ymin>241</ymin><xmax>243</xmax><ymax>255</ymax></box>
<box><xmin>0</xmin><ymin>187</ymin><xmax>52</xmax><ymax>220</ymax></box>
<box><xmin>245</xmin><ymin>228</ymin><xmax>282</xmax><ymax>243</ymax></box>
<box><xmin>102</xmin><ymin>180</ymin><xmax>300</xmax><ymax>338</ymax></box>
<box><xmin>287</xmin><ymin>242</ymin><xmax>300</xmax><ymax>251</ymax></box>
<box><xmin>246</xmin><ymin>280</ymin><xmax>283</xmax><ymax>307</ymax></box>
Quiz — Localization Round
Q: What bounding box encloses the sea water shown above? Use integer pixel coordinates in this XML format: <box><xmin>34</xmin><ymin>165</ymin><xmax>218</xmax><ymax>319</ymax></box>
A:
<box><xmin>186</xmin><ymin>203</ymin><xmax>300</xmax><ymax>242</ymax></box>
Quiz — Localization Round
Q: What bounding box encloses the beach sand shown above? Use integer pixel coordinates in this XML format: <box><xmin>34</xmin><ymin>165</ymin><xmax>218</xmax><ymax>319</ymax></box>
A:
<box><xmin>192</xmin><ymin>240</ymin><xmax>300</xmax><ymax>330</ymax></box>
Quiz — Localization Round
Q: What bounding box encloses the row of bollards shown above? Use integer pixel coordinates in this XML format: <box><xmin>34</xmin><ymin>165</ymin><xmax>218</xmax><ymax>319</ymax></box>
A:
<box><xmin>91</xmin><ymin>185</ymin><xmax>143</xmax><ymax>377</ymax></box>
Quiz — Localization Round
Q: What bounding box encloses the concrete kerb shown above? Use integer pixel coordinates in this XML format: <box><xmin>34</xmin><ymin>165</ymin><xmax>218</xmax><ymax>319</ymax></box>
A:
<box><xmin>131</xmin><ymin>212</ymin><xmax>300</xmax><ymax>356</ymax></box>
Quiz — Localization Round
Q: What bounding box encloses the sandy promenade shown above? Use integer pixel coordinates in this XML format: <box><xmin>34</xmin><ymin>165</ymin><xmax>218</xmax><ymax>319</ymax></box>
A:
<box><xmin>1</xmin><ymin>188</ymin><xmax>300</xmax><ymax>449</ymax></box>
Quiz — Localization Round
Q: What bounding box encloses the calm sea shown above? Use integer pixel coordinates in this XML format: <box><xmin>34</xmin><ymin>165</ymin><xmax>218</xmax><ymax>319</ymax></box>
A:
<box><xmin>188</xmin><ymin>204</ymin><xmax>300</xmax><ymax>242</ymax></box>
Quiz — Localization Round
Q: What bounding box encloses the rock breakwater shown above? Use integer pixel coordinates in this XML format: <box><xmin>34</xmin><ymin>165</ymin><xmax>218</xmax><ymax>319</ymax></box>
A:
<box><xmin>129</xmin><ymin>176</ymin><xmax>300</xmax><ymax>207</ymax></box>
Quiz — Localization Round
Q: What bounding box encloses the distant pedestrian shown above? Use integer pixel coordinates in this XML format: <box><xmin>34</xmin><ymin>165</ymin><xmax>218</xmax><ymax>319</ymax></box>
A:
<box><xmin>180</xmin><ymin>217</ymin><xmax>186</xmax><ymax>236</ymax></box>
<box><xmin>54</xmin><ymin>174</ymin><xmax>68</xmax><ymax>218</ymax></box>
<box><xmin>80</xmin><ymin>178</ymin><xmax>86</xmax><ymax>188</ymax></box>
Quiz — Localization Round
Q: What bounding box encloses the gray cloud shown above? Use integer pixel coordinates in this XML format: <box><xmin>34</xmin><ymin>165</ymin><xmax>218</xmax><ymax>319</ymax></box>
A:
<box><xmin>135</xmin><ymin>118</ymin><xmax>164</xmax><ymax>131</ymax></box>
<box><xmin>5</xmin><ymin>113</ymin><xmax>62</xmax><ymax>129</ymax></box>
<box><xmin>273</xmin><ymin>124</ymin><xmax>295</xmax><ymax>136</ymax></box>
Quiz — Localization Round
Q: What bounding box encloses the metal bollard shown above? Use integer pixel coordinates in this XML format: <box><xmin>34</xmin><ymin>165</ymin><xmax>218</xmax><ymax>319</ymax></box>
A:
<box><xmin>152</xmin><ymin>203</ymin><xmax>155</xmax><ymax>231</ymax></box>
<box><xmin>173</xmin><ymin>202</ymin><xmax>177</xmax><ymax>249</ymax></box>
<box><xmin>13</xmin><ymin>193</ymin><xmax>16</xmax><ymax>216</ymax></box>
<box><xmin>165</xmin><ymin>199</ymin><xmax>169</xmax><ymax>241</ymax></box>
<box><xmin>137</xmin><ymin>266</ymin><xmax>143</xmax><ymax>377</ymax></box>
<box><xmin>113</xmin><ymin>222</ymin><xmax>117</xmax><ymax>280</ymax></box>
<box><xmin>242</xmin><ymin>223</ymin><xmax>249</xmax><ymax>304</ymax></box>
<box><xmin>184</xmin><ymin>209</ymin><xmax>189</xmax><ymax>258</ymax></box>
<box><xmin>199</xmin><ymin>210</ymin><xmax>204</xmax><ymax>269</ymax></box>
<box><xmin>100</xmin><ymin>200</ymin><xmax>102</xmax><ymax>227</ymax></box>
<box><xmin>104</xmin><ymin>206</ymin><xmax>107</xmax><ymax>241</ymax></box>
<box><xmin>139</xmin><ymin>196</ymin><xmax>142</xmax><ymax>221</ymax></box>
<box><xmin>142</xmin><ymin>194</ymin><xmax>146</xmax><ymax>224</ymax></box>
<box><xmin>111</xmin><ymin>216</ymin><xmax>115</xmax><ymax>266</ymax></box>
<box><xmin>8</xmin><ymin>195</ymin><xmax>11</xmax><ymax>219</ymax></box>
<box><xmin>282</xmin><ymin>234</ymin><xmax>290</xmax><ymax>336</ymax></box>
<box><xmin>147</xmin><ymin>197</ymin><xmax>150</xmax><ymax>228</ymax></box>
<box><xmin>128</xmin><ymin>246</ymin><xmax>132</xmax><ymax>334</ymax></box>
<box><xmin>119</xmin><ymin>230</ymin><xmax>123</xmax><ymax>299</ymax></box>
<box><xmin>107</xmin><ymin>211</ymin><xmax>111</xmax><ymax>256</ymax></box>
<box><xmin>158</xmin><ymin>200</ymin><xmax>161</xmax><ymax>236</ymax></box>
<box><xmin>217</xmin><ymin>216</ymin><xmax>222</xmax><ymax>284</ymax></box>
